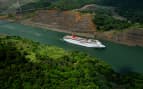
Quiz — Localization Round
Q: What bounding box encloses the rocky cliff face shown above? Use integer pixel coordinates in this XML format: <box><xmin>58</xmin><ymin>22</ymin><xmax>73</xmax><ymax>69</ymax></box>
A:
<box><xmin>31</xmin><ymin>10</ymin><xmax>96</xmax><ymax>34</ymax></box>
<box><xmin>120</xmin><ymin>29</ymin><xmax>143</xmax><ymax>46</ymax></box>
<box><xmin>97</xmin><ymin>28</ymin><xmax>143</xmax><ymax>46</ymax></box>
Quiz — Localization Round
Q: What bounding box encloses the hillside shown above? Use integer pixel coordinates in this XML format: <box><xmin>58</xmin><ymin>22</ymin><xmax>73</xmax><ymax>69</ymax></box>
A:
<box><xmin>1</xmin><ymin>0</ymin><xmax>142</xmax><ymax>23</ymax></box>
<box><xmin>76</xmin><ymin>4</ymin><xmax>126</xmax><ymax>21</ymax></box>
<box><xmin>96</xmin><ymin>0</ymin><xmax>143</xmax><ymax>23</ymax></box>
<box><xmin>0</xmin><ymin>0</ymin><xmax>38</xmax><ymax>14</ymax></box>
<box><xmin>0</xmin><ymin>0</ymin><xmax>95</xmax><ymax>13</ymax></box>
<box><xmin>1</xmin><ymin>0</ymin><xmax>143</xmax><ymax>46</ymax></box>
<box><xmin>96</xmin><ymin>28</ymin><xmax>143</xmax><ymax>46</ymax></box>
<box><xmin>0</xmin><ymin>0</ymin><xmax>37</xmax><ymax>9</ymax></box>
<box><xmin>96</xmin><ymin>0</ymin><xmax>143</xmax><ymax>9</ymax></box>
<box><xmin>0</xmin><ymin>35</ymin><xmax>143</xmax><ymax>89</ymax></box>
<box><xmin>20</xmin><ymin>9</ymin><xmax>143</xmax><ymax>46</ymax></box>
<box><xmin>23</xmin><ymin>10</ymin><xmax>96</xmax><ymax>37</ymax></box>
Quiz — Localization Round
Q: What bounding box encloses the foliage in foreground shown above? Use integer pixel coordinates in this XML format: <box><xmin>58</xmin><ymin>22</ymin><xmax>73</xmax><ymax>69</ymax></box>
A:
<box><xmin>0</xmin><ymin>36</ymin><xmax>143</xmax><ymax>89</ymax></box>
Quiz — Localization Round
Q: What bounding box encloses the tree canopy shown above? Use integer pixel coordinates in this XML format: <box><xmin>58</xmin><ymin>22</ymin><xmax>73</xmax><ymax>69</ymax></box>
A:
<box><xmin>0</xmin><ymin>35</ymin><xmax>143</xmax><ymax>89</ymax></box>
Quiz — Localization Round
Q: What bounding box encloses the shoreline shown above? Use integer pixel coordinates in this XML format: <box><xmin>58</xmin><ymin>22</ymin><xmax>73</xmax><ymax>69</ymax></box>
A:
<box><xmin>2</xmin><ymin>19</ymin><xmax>143</xmax><ymax>47</ymax></box>
<box><xmin>21</xmin><ymin>20</ymin><xmax>143</xmax><ymax>47</ymax></box>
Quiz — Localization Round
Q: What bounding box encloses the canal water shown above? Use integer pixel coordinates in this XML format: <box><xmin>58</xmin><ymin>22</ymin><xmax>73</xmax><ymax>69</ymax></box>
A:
<box><xmin>0</xmin><ymin>21</ymin><xmax>143</xmax><ymax>73</ymax></box>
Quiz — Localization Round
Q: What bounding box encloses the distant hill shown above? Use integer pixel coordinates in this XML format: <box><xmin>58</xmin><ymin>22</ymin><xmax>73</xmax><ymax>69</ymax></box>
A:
<box><xmin>0</xmin><ymin>0</ymin><xmax>38</xmax><ymax>13</ymax></box>
<box><xmin>96</xmin><ymin>0</ymin><xmax>143</xmax><ymax>23</ymax></box>
<box><xmin>1</xmin><ymin>0</ymin><xmax>142</xmax><ymax>26</ymax></box>
<box><xmin>19</xmin><ymin>0</ymin><xmax>143</xmax><ymax>23</ymax></box>
<box><xmin>0</xmin><ymin>0</ymin><xmax>37</xmax><ymax>8</ymax></box>
<box><xmin>96</xmin><ymin>0</ymin><xmax>143</xmax><ymax>9</ymax></box>
<box><xmin>1</xmin><ymin>0</ymin><xmax>143</xmax><ymax>11</ymax></box>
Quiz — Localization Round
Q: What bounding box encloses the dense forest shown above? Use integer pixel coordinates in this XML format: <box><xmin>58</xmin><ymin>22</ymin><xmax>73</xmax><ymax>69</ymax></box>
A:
<box><xmin>91</xmin><ymin>9</ymin><xmax>131</xmax><ymax>31</ymax></box>
<box><xmin>96</xmin><ymin>0</ymin><xmax>143</xmax><ymax>7</ymax></box>
<box><xmin>93</xmin><ymin>13</ymin><xmax>131</xmax><ymax>31</ymax></box>
<box><xmin>96</xmin><ymin>0</ymin><xmax>143</xmax><ymax>23</ymax></box>
<box><xmin>0</xmin><ymin>35</ymin><xmax>143</xmax><ymax>89</ymax></box>
<box><xmin>19</xmin><ymin>0</ymin><xmax>96</xmax><ymax>11</ymax></box>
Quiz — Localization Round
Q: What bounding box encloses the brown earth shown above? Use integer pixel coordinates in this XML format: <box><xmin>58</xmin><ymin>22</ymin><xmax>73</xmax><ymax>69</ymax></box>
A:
<box><xmin>96</xmin><ymin>28</ymin><xmax>143</xmax><ymax>46</ymax></box>
<box><xmin>0</xmin><ymin>15</ymin><xmax>8</xmax><ymax>19</ymax></box>
<box><xmin>30</xmin><ymin>10</ymin><xmax>96</xmax><ymax>35</ymax></box>
<box><xmin>21</xmin><ymin>10</ymin><xmax>143</xmax><ymax>46</ymax></box>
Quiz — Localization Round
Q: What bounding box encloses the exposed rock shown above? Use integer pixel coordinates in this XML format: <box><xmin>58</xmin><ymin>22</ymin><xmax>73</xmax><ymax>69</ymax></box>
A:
<box><xmin>31</xmin><ymin>10</ymin><xmax>96</xmax><ymax>34</ymax></box>
<box><xmin>97</xmin><ymin>28</ymin><xmax>143</xmax><ymax>46</ymax></box>
<box><xmin>0</xmin><ymin>15</ymin><xmax>7</xmax><ymax>19</ymax></box>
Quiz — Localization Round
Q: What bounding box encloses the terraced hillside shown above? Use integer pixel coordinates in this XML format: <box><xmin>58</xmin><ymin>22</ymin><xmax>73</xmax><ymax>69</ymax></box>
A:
<box><xmin>30</xmin><ymin>10</ymin><xmax>96</xmax><ymax>35</ymax></box>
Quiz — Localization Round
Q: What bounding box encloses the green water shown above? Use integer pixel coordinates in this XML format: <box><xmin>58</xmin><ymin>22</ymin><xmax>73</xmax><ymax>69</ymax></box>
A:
<box><xmin>0</xmin><ymin>21</ymin><xmax>143</xmax><ymax>73</ymax></box>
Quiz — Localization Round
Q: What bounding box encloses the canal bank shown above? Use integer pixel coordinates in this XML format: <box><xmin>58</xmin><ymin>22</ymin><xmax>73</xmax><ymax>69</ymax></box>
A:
<box><xmin>0</xmin><ymin>20</ymin><xmax>143</xmax><ymax>73</ymax></box>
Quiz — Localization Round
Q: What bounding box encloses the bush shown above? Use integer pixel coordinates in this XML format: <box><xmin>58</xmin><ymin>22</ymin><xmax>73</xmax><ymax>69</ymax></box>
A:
<box><xmin>93</xmin><ymin>13</ymin><xmax>131</xmax><ymax>31</ymax></box>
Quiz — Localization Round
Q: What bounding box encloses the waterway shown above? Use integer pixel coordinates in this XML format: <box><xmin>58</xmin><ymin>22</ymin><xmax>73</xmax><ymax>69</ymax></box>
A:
<box><xmin>0</xmin><ymin>20</ymin><xmax>143</xmax><ymax>73</ymax></box>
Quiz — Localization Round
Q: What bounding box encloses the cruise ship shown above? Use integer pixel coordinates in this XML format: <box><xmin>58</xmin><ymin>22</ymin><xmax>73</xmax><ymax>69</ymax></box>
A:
<box><xmin>63</xmin><ymin>35</ymin><xmax>106</xmax><ymax>48</ymax></box>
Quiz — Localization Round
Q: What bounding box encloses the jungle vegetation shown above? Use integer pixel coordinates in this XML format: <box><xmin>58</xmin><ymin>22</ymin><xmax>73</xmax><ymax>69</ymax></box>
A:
<box><xmin>96</xmin><ymin>0</ymin><xmax>143</xmax><ymax>23</ymax></box>
<box><xmin>0</xmin><ymin>35</ymin><xmax>143</xmax><ymax>89</ymax></box>
<box><xmin>92</xmin><ymin>11</ymin><xmax>131</xmax><ymax>31</ymax></box>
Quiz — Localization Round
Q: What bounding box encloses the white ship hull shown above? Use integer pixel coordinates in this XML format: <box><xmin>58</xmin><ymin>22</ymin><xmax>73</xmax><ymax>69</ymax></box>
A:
<box><xmin>63</xmin><ymin>35</ymin><xmax>106</xmax><ymax>48</ymax></box>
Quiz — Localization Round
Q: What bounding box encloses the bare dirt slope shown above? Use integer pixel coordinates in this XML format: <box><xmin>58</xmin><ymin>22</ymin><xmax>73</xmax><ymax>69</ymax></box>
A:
<box><xmin>31</xmin><ymin>10</ymin><xmax>96</xmax><ymax>34</ymax></box>
<box><xmin>97</xmin><ymin>28</ymin><xmax>143</xmax><ymax>46</ymax></box>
